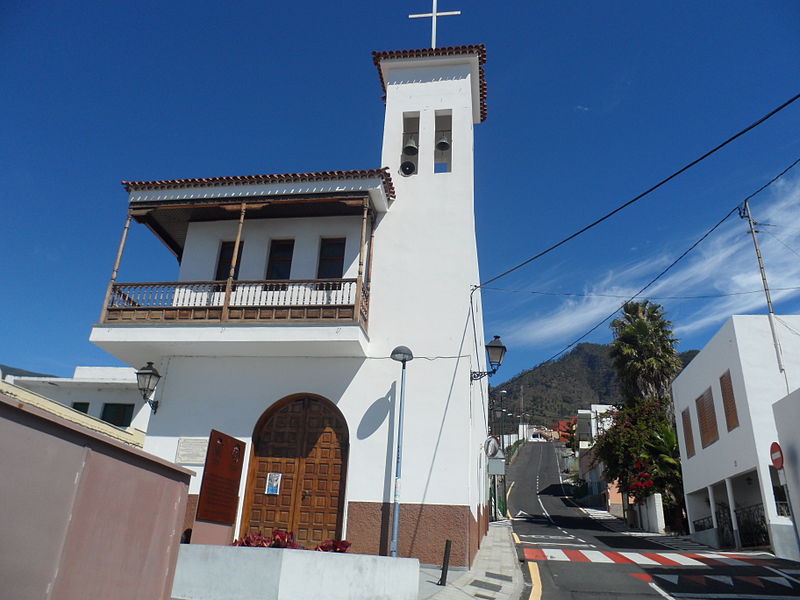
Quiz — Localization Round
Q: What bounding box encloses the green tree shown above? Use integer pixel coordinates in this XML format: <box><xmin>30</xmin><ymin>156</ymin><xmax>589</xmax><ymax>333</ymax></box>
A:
<box><xmin>609</xmin><ymin>301</ymin><xmax>682</xmax><ymax>410</ymax></box>
<box><xmin>594</xmin><ymin>300</ymin><xmax>686</xmax><ymax>531</ymax></box>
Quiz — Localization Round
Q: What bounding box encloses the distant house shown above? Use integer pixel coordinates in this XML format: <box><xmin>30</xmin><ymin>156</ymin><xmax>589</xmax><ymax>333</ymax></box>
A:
<box><xmin>8</xmin><ymin>366</ymin><xmax>148</xmax><ymax>432</ymax></box>
<box><xmin>575</xmin><ymin>405</ymin><xmax>623</xmax><ymax>517</ymax></box>
<box><xmin>672</xmin><ymin>315</ymin><xmax>800</xmax><ymax>560</ymax></box>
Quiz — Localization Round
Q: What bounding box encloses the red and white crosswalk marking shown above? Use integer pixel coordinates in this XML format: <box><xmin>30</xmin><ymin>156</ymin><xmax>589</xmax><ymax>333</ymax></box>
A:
<box><xmin>523</xmin><ymin>548</ymin><xmax>764</xmax><ymax>567</ymax></box>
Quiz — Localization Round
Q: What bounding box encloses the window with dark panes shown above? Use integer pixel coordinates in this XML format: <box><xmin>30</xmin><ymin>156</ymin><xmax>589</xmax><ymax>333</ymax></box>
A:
<box><xmin>719</xmin><ymin>370</ymin><xmax>739</xmax><ymax>432</ymax></box>
<box><xmin>695</xmin><ymin>388</ymin><xmax>719</xmax><ymax>448</ymax></box>
<box><xmin>681</xmin><ymin>408</ymin><xmax>695</xmax><ymax>458</ymax></box>
<box><xmin>317</xmin><ymin>238</ymin><xmax>346</xmax><ymax>279</ymax></box>
<box><xmin>266</xmin><ymin>240</ymin><xmax>294</xmax><ymax>280</ymax></box>
<box><xmin>72</xmin><ymin>402</ymin><xmax>90</xmax><ymax>414</ymax></box>
<box><xmin>215</xmin><ymin>241</ymin><xmax>244</xmax><ymax>281</ymax></box>
<box><xmin>101</xmin><ymin>403</ymin><xmax>134</xmax><ymax>427</ymax></box>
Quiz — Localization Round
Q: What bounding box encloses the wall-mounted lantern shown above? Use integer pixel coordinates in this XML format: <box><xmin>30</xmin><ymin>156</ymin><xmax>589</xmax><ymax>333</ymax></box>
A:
<box><xmin>136</xmin><ymin>361</ymin><xmax>162</xmax><ymax>414</ymax></box>
<box><xmin>471</xmin><ymin>336</ymin><xmax>507</xmax><ymax>381</ymax></box>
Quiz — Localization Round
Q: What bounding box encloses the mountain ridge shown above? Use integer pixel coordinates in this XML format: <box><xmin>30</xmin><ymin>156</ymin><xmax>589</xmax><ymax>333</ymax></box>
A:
<box><xmin>490</xmin><ymin>342</ymin><xmax>698</xmax><ymax>426</ymax></box>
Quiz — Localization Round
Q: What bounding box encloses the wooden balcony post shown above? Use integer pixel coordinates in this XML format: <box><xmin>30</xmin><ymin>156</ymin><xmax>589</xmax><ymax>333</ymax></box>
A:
<box><xmin>99</xmin><ymin>211</ymin><xmax>133</xmax><ymax>323</ymax></box>
<box><xmin>222</xmin><ymin>203</ymin><xmax>247</xmax><ymax>321</ymax></box>
<box><xmin>356</xmin><ymin>199</ymin><xmax>369</xmax><ymax>325</ymax></box>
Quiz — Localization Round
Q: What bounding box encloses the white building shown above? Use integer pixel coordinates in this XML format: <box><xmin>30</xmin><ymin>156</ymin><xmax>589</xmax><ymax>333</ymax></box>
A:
<box><xmin>672</xmin><ymin>315</ymin><xmax>800</xmax><ymax>560</ymax></box>
<box><xmin>7</xmin><ymin>366</ymin><xmax>148</xmax><ymax>432</ymax></box>
<box><xmin>773</xmin><ymin>390</ymin><xmax>800</xmax><ymax>558</ymax></box>
<box><xmin>89</xmin><ymin>45</ymin><xmax>492</xmax><ymax>566</ymax></box>
<box><xmin>576</xmin><ymin>404</ymin><xmax>621</xmax><ymax>514</ymax></box>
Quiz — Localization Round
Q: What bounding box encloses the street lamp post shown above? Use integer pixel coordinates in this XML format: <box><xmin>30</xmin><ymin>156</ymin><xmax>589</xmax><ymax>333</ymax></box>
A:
<box><xmin>389</xmin><ymin>345</ymin><xmax>413</xmax><ymax>558</ymax></box>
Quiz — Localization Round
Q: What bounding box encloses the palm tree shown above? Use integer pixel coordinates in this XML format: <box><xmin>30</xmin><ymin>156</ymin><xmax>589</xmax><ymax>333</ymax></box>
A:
<box><xmin>609</xmin><ymin>301</ymin><xmax>682</xmax><ymax>409</ymax></box>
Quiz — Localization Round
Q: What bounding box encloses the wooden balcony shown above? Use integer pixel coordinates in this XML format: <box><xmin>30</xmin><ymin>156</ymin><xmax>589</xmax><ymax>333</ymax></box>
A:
<box><xmin>102</xmin><ymin>279</ymin><xmax>369</xmax><ymax>327</ymax></box>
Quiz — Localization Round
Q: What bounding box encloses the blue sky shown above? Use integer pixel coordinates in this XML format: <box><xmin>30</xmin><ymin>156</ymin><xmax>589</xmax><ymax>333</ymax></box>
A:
<box><xmin>2</xmin><ymin>1</ymin><xmax>799</xmax><ymax>379</ymax></box>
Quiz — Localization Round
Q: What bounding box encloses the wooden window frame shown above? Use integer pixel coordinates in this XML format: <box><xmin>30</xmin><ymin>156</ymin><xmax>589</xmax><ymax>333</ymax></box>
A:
<box><xmin>695</xmin><ymin>388</ymin><xmax>720</xmax><ymax>449</ymax></box>
<box><xmin>317</xmin><ymin>238</ymin><xmax>346</xmax><ymax>289</ymax></box>
<box><xmin>681</xmin><ymin>408</ymin><xmax>695</xmax><ymax>458</ymax></box>
<box><xmin>214</xmin><ymin>240</ymin><xmax>244</xmax><ymax>291</ymax></box>
<box><xmin>719</xmin><ymin>370</ymin><xmax>739</xmax><ymax>432</ymax></box>
<box><xmin>265</xmin><ymin>239</ymin><xmax>294</xmax><ymax>290</ymax></box>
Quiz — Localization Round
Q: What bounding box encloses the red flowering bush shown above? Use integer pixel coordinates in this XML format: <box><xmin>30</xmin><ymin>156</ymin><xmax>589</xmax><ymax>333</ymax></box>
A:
<box><xmin>232</xmin><ymin>529</ymin><xmax>301</xmax><ymax>549</ymax></box>
<box><xmin>232</xmin><ymin>529</ymin><xmax>350</xmax><ymax>552</ymax></box>
<box><xmin>628</xmin><ymin>459</ymin><xmax>656</xmax><ymax>502</ymax></box>
<box><xmin>315</xmin><ymin>539</ymin><xmax>351</xmax><ymax>552</ymax></box>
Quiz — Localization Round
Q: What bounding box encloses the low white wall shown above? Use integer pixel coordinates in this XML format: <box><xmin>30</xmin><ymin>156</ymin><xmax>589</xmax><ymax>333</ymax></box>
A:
<box><xmin>171</xmin><ymin>545</ymin><xmax>420</xmax><ymax>600</ymax></box>
<box><xmin>632</xmin><ymin>493</ymin><xmax>666</xmax><ymax>534</ymax></box>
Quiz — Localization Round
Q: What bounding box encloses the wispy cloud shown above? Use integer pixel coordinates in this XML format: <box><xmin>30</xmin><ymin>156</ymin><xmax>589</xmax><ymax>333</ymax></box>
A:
<box><xmin>574</xmin><ymin>105</ymin><xmax>590</xmax><ymax>112</ymax></box>
<box><xmin>491</xmin><ymin>176</ymin><xmax>800</xmax><ymax>351</ymax></box>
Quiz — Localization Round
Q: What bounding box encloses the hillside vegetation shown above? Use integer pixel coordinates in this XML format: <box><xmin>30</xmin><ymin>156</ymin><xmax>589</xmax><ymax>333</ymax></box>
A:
<box><xmin>491</xmin><ymin>343</ymin><xmax>698</xmax><ymax>426</ymax></box>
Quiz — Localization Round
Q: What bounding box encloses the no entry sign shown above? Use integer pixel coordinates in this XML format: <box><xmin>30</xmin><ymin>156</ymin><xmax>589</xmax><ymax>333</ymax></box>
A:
<box><xmin>771</xmin><ymin>442</ymin><xmax>784</xmax><ymax>470</ymax></box>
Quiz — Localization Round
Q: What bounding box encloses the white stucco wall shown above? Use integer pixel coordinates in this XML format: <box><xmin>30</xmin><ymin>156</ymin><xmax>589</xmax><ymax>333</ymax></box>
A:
<box><xmin>773</xmin><ymin>389</ymin><xmax>800</xmax><ymax>558</ymax></box>
<box><xmin>179</xmin><ymin>216</ymin><xmax>363</xmax><ymax>282</ymax></box>
<box><xmin>672</xmin><ymin>315</ymin><xmax>800</xmax><ymax>543</ymax></box>
<box><xmin>105</xmin><ymin>52</ymin><xmax>490</xmax><ymax>540</ymax></box>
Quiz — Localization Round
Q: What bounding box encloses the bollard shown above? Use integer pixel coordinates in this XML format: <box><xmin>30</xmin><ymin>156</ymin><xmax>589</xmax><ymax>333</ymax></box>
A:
<box><xmin>437</xmin><ymin>539</ymin><xmax>452</xmax><ymax>586</ymax></box>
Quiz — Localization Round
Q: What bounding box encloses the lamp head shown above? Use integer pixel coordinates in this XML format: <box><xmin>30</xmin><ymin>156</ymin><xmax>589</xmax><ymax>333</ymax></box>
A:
<box><xmin>485</xmin><ymin>336</ymin><xmax>507</xmax><ymax>370</ymax></box>
<box><xmin>390</xmin><ymin>346</ymin><xmax>414</xmax><ymax>364</ymax></box>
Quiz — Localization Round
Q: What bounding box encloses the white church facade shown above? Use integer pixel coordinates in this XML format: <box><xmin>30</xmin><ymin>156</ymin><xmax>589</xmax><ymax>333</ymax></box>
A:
<box><xmin>90</xmin><ymin>45</ymin><xmax>493</xmax><ymax>566</ymax></box>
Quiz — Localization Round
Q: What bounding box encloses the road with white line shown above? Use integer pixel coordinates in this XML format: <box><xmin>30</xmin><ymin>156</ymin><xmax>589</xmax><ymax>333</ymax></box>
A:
<box><xmin>506</xmin><ymin>440</ymin><xmax>800</xmax><ymax>600</ymax></box>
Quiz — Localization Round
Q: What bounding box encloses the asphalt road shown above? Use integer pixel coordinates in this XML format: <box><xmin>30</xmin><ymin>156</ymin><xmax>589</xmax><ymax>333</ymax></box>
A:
<box><xmin>506</xmin><ymin>440</ymin><xmax>800</xmax><ymax>600</ymax></box>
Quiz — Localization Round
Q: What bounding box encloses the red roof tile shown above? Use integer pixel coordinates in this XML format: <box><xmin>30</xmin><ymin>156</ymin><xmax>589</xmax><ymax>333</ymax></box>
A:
<box><xmin>372</xmin><ymin>45</ymin><xmax>487</xmax><ymax>122</ymax></box>
<box><xmin>122</xmin><ymin>168</ymin><xmax>396</xmax><ymax>200</ymax></box>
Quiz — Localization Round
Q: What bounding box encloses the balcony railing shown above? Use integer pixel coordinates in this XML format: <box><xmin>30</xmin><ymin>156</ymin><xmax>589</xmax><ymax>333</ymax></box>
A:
<box><xmin>102</xmin><ymin>279</ymin><xmax>369</xmax><ymax>326</ymax></box>
<box><xmin>692</xmin><ymin>515</ymin><xmax>714</xmax><ymax>532</ymax></box>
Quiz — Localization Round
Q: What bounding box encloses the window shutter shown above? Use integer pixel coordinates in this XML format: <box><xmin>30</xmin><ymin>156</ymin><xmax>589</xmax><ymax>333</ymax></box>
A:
<box><xmin>681</xmin><ymin>408</ymin><xmax>695</xmax><ymax>458</ymax></box>
<box><xmin>719</xmin><ymin>370</ymin><xmax>739</xmax><ymax>431</ymax></box>
<box><xmin>695</xmin><ymin>388</ymin><xmax>719</xmax><ymax>448</ymax></box>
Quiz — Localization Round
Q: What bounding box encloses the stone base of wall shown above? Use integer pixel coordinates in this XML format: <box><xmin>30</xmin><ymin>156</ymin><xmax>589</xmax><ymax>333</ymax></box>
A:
<box><xmin>346</xmin><ymin>502</ymin><xmax>485</xmax><ymax>567</ymax></box>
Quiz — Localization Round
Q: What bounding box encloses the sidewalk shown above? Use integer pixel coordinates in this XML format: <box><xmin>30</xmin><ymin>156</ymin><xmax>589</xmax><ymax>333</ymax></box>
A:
<box><xmin>419</xmin><ymin>521</ymin><xmax>525</xmax><ymax>600</ymax></box>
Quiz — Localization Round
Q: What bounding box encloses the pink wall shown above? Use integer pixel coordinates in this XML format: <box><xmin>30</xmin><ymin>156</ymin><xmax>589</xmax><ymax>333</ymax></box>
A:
<box><xmin>0</xmin><ymin>395</ymin><xmax>191</xmax><ymax>600</ymax></box>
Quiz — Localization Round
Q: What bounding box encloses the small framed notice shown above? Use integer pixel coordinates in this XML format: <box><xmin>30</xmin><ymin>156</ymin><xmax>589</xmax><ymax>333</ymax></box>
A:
<box><xmin>266</xmin><ymin>472</ymin><xmax>282</xmax><ymax>495</ymax></box>
<box><xmin>176</xmin><ymin>437</ymin><xmax>209</xmax><ymax>464</ymax></box>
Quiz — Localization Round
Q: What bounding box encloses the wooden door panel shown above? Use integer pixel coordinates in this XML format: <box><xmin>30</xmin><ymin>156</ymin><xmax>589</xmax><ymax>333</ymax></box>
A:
<box><xmin>242</xmin><ymin>396</ymin><xmax>347</xmax><ymax>547</ymax></box>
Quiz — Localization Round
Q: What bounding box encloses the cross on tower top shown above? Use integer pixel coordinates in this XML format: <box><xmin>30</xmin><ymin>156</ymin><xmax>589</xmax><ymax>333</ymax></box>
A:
<box><xmin>408</xmin><ymin>1</ymin><xmax>461</xmax><ymax>49</ymax></box>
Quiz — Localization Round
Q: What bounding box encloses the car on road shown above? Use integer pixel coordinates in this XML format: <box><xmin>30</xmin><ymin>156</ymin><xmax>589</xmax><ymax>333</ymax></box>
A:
<box><xmin>528</xmin><ymin>433</ymin><xmax>547</xmax><ymax>442</ymax></box>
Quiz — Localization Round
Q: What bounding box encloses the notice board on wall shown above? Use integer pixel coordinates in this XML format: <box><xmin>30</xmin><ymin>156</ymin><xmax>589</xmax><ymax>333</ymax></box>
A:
<box><xmin>195</xmin><ymin>429</ymin><xmax>245</xmax><ymax>525</ymax></box>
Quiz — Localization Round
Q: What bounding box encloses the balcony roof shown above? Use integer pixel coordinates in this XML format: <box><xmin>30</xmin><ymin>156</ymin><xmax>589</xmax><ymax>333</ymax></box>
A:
<box><xmin>122</xmin><ymin>169</ymin><xmax>393</xmax><ymax>259</ymax></box>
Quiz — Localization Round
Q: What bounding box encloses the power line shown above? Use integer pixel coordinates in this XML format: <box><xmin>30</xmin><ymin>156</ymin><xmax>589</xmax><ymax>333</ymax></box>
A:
<box><xmin>761</xmin><ymin>228</ymin><xmax>800</xmax><ymax>261</ymax></box>
<box><xmin>483</xmin><ymin>285</ymin><xmax>800</xmax><ymax>300</ymax></box>
<box><xmin>479</xmin><ymin>92</ymin><xmax>800</xmax><ymax>288</ymax></box>
<box><xmin>513</xmin><ymin>157</ymin><xmax>800</xmax><ymax>372</ymax></box>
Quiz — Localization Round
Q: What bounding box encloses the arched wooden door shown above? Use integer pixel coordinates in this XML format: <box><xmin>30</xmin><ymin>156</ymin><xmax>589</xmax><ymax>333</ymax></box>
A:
<box><xmin>241</xmin><ymin>395</ymin><xmax>348</xmax><ymax>547</ymax></box>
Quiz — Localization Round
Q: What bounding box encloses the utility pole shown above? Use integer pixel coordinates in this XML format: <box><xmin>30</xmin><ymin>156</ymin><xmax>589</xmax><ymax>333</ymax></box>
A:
<box><xmin>740</xmin><ymin>200</ymin><xmax>789</xmax><ymax>393</ymax></box>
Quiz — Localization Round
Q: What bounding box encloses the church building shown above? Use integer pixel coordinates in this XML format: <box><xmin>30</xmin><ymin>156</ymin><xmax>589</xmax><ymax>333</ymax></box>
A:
<box><xmin>90</xmin><ymin>44</ymin><xmax>493</xmax><ymax>566</ymax></box>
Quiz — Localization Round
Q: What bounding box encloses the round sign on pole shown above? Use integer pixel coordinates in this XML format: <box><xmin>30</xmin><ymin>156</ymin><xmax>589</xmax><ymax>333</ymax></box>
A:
<box><xmin>771</xmin><ymin>442</ymin><xmax>784</xmax><ymax>470</ymax></box>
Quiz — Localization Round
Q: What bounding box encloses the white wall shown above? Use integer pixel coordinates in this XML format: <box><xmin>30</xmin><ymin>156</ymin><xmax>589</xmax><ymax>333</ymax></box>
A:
<box><xmin>180</xmin><ymin>216</ymin><xmax>363</xmax><ymax>282</ymax></box>
<box><xmin>144</xmin><ymin>353</ymin><xmax>476</xmax><ymax>536</ymax></box>
<box><xmin>773</xmin><ymin>389</ymin><xmax>800</xmax><ymax>559</ymax></box>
